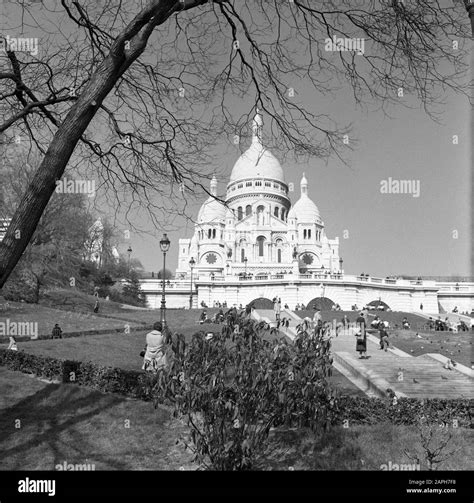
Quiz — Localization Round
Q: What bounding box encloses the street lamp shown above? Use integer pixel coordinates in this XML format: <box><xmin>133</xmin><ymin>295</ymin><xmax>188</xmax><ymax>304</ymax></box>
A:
<box><xmin>127</xmin><ymin>245</ymin><xmax>132</xmax><ymax>273</ymax></box>
<box><xmin>189</xmin><ymin>257</ymin><xmax>195</xmax><ymax>309</ymax></box>
<box><xmin>159</xmin><ymin>233</ymin><xmax>171</xmax><ymax>328</ymax></box>
<box><xmin>244</xmin><ymin>257</ymin><xmax>248</xmax><ymax>278</ymax></box>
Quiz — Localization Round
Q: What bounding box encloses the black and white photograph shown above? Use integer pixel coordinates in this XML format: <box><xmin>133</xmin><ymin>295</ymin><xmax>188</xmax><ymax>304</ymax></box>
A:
<box><xmin>0</xmin><ymin>0</ymin><xmax>473</xmax><ymax>497</ymax></box>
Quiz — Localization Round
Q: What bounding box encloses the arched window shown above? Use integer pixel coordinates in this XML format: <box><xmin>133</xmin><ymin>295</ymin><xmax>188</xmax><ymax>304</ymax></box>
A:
<box><xmin>274</xmin><ymin>207</ymin><xmax>279</xmax><ymax>218</ymax></box>
<box><xmin>303</xmin><ymin>229</ymin><xmax>307</xmax><ymax>239</ymax></box>
<box><xmin>237</xmin><ymin>207</ymin><xmax>243</xmax><ymax>220</ymax></box>
<box><xmin>246</xmin><ymin>205</ymin><xmax>252</xmax><ymax>216</ymax></box>
<box><xmin>257</xmin><ymin>205</ymin><xmax>265</xmax><ymax>225</ymax></box>
<box><xmin>212</xmin><ymin>229</ymin><xmax>216</xmax><ymax>239</ymax></box>
<box><xmin>308</xmin><ymin>229</ymin><xmax>311</xmax><ymax>239</ymax></box>
<box><xmin>281</xmin><ymin>209</ymin><xmax>285</xmax><ymax>220</ymax></box>
<box><xmin>277</xmin><ymin>249</ymin><xmax>282</xmax><ymax>263</ymax></box>
<box><xmin>257</xmin><ymin>236</ymin><xmax>265</xmax><ymax>257</ymax></box>
<box><xmin>241</xmin><ymin>249</ymin><xmax>245</xmax><ymax>262</ymax></box>
<box><xmin>208</xmin><ymin>228</ymin><xmax>212</xmax><ymax>239</ymax></box>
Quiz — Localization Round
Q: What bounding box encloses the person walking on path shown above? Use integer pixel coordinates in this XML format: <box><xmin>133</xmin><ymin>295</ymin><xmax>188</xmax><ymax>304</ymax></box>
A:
<box><xmin>142</xmin><ymin>322</ymin><xmax>168</xmax><ymax>373</ymax></box>
<box><xmin>274</xmin><ymin>297</ymin><xmax>281</xmax><ymax>321</ymax></box>
<box><xmin>51</xmin><ymin>324</ymin><xmax>63</xmax><ymax>339</ymax></box>
<box><xmin>93</xmin><ymin>298</ymin><xmax>99</xmax><ymax>314</ymax></box>
<box><xmin>379</xmin><ymin>322</ymin><xmax>390</xmax><ymax>351</ymax></box>
<box><xmin>355</xmin><ymin>312</ymin><xmax>367</xmax><ymax>358</ymax></box>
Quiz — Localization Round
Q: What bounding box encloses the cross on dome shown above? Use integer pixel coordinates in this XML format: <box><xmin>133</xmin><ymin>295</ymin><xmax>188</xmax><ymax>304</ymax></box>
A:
<box><xmin>301</xmin><ymin>172</ymin><xmax>308</xmax><ymax>195</ymax></box>
<box><xmin>210</xmin><ymin>175</ymin><xmax>217</xmax><ymax>196</ymax></box>
<box><xmin>252</xmin><ymin>109</ymin><xmax>263</xmax><ymax>144</ymax></box>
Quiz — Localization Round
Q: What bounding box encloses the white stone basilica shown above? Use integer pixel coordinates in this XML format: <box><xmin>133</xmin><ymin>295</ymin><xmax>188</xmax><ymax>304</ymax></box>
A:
<box><xmin>176</xmin><ymin>112</ymin><xmax>341</xmax><ymax>280</ymax></box>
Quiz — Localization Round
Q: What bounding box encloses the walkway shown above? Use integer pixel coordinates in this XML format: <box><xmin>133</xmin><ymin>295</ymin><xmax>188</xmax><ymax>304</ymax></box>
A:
<box><xmin>259</xmin><ymin>310</ymin><xmax>474</xmax><ymax>399</ymax></box>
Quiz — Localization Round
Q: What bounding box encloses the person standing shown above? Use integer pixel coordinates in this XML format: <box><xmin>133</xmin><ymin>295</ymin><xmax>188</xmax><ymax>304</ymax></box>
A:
<box><xmin>142</xmin><ymin>322</ymin><xmax>168</xmax><ymax>373</ymax></box>
<box><xmin>355</xmin><ymin>312</ymin><xmax>367</xmax><ymax>358</ymax></box>
<box><xmin>274</xmin><ymin>297</ymin><xmax>281</xmax><ymax>321</ymax></box>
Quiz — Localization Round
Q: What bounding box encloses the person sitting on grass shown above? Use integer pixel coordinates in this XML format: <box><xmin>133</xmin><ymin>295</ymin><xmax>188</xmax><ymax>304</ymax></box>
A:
<box><xmin>51</xmin><ymin>323</ymin><xmax>63</xmax><ymax>339</ymax></box>
<box><xmin>7</xmin><ymin>336</ymin><xmax>18</xmax><ymax>351</ymax></box>
<box><xmin>142</xmin><ymin>322</ymin><xmax>168</xmax><ymax>373</ymax></box>
<box><xmin>199</xmin><ymin>310</ymin><xmax>207</xmax><ymax>324</ymax></box>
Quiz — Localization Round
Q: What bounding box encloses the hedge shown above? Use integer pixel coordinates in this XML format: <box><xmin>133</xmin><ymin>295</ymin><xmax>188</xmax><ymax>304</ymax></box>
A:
<box><xmin>0</xmin><ymin>348</ymin><xmax>472</xmax><ymax>427</ymax></box>
<box><xmin>0</xmin><ymin>349</ymin><xmax>156</xmax><ymax>401</ymax></box>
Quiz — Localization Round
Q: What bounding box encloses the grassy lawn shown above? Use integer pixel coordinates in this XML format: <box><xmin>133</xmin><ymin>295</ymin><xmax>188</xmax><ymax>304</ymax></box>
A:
<box><xmin>6</xmin><ymin>327</ymin><xmax>364</xmax><ymax>396</ymax></box>
<box><xmin>0</xmin><ymin>300</ymin><xmax>135</xmax><ymax>338</ymax></box>
<box><xmin>1</xmin><ymin>367</ymin><xmax>472</xmax><ymax>471</ymax></box>
<box><xmin>0</xmin><ymin>367</ymin><xmax>193</xmax><ymax>470</ymax></box>
<box><xmin>384</xmin><ymin>330</ymin><xmax>473</xmax><ymax>367</ymax></box>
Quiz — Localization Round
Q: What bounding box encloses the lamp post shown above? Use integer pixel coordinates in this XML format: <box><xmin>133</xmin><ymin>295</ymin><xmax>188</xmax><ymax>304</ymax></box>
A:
<box><xmin>159</xmin><ymin>233</ymin><xmax>170</xmax><ymax>328</ymax></box>
<box><xmin>127</xmin><ymin>245</ymin><xmax>132</xmax><ymax>273</ymax></box>
<box><xmin>244</xmin><ymin>257</ymin><xmax>248</xmax><ymax>278</ymax></box>
<box><xmin>189</xmin><ymin>257</ymin><xmax>195</xmax><ymax>309</ymax></box>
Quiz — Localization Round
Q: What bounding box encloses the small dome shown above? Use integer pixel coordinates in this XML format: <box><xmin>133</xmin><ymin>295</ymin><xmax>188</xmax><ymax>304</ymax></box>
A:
<box><xmin>290</xmin><ymin>196</ymin><xmax>320</xmax><ymax>223</ymax></box>
<box><xmin>289</xmin><ymin>173</ymin><xmax>321</xmax><ymax>223</ymax></box>
<box><xmin>198</xmin><ymin>197</ymin><xmax>226</xmax><ymax>224</ymax></box>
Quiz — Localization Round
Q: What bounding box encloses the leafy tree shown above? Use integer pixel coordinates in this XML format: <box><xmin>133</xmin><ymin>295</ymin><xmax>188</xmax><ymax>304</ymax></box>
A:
<box><xmin>122</xmin><ymin>269</ymin><xmax>146</xmax><ymax>305</ymax></box>
<box><xmin>0</xmin><ymin>0</ymin><xmax>472</xmax><ymax>288</ymax></box>
<box><xmin>157</xmin><ymin>268</ymin><xmax>173</xmax><ymax>280</ymax></box>
<box><xmin>1</xmin><ymin>152</ymin><xmax>92</xmax><ymax>302</ymax></box>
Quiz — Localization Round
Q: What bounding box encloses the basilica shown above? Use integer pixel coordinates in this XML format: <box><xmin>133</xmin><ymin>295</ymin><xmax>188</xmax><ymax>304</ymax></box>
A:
<box><xmin>175</xmin><ymin>112</ymin><xmax>341</xmax><ymax>280</ymax></box>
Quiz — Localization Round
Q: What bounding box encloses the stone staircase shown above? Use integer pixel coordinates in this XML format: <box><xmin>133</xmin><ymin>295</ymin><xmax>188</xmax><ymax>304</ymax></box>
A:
<box><xmin>288</xmin><ymin>311</ymin><xmax>474</xmax><ymax>399</ymax></box>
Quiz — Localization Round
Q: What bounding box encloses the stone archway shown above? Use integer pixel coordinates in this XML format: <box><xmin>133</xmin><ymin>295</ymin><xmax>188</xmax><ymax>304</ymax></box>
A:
<box><xmin>249</xmin><ymin>297</ymin><xmax>274</xmax><ymax>309</ymax></box>
<box><xmin>307</xmin><ymin>297</ymin><xmax>336</xmax><ymax>311</ymax></box>
<box><xmin>366</xmin><ymin>300</ymin><xmax>391</xmax><ymax>311</ymax></box>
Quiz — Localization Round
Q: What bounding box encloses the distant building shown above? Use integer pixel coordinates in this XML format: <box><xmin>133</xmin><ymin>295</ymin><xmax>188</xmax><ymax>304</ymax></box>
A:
<box><xmin>176</xmin><ymin>112</ymin><xmax>340</xmax><ymax>279</ymax></box>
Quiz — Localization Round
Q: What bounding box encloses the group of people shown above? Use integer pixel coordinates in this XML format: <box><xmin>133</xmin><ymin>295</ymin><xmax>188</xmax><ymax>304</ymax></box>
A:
<box><xmin>199</xmin><ymin>308</ymin><xmax>226</xmax><ymax>324</ymax></box>
<box><xmin>212</xmin><ymin>300</ymin><xmax>228</xmax><ymax>309</ymax></box>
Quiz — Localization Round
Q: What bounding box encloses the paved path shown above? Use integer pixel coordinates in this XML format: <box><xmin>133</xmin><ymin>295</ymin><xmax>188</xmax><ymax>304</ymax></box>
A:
<box><xmin>287</xmin><ymin>311</ymin><xmax>474</xmax><ymax>399</ymax></box>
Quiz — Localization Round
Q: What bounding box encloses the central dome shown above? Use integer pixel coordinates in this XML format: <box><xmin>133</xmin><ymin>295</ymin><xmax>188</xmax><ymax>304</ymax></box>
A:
<box><xmin>229</xmin><ymin>112</ymin><xmax>285</xmax><ymax>184</ymax></box>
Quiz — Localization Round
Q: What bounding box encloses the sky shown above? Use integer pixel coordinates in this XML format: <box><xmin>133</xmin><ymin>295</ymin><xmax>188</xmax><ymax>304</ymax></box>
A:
<box><xmin>1</xmin><ymin>0</ymin><xmax>472</xmax><ymax>279</ymax></box>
